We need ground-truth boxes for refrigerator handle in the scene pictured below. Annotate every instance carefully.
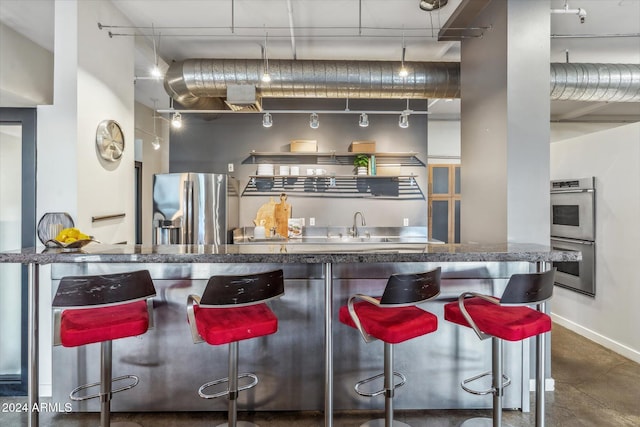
[184,180,194,244]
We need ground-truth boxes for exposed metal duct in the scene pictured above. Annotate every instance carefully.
[164,59,461,104]
[550,63,640,102]
[164,59,640,108]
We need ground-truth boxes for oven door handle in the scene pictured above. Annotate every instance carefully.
[551,237,595,245]
[550,188,594,194]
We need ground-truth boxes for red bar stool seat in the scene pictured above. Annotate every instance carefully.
[443,269,555,427]
[52,270,157,427]
[187,269,284,427]
[339,268,441,427]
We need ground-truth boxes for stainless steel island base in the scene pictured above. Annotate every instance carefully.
[51,261,533,413]
[2,242,576,427]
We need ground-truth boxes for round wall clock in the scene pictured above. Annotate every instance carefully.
[95,120,125,162]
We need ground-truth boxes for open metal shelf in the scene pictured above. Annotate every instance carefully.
[243,151,426,167]
[242,175,425,199]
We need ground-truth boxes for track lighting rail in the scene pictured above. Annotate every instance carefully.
[156,109,430,115]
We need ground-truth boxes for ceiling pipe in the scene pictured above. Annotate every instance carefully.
[163,59,640,107]
[164,58,461,102]
[550,63,640,102]
[551,2,587,24]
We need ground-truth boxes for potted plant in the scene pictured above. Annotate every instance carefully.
[353,154,369,175]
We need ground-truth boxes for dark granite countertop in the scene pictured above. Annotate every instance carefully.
[0,242,580,264]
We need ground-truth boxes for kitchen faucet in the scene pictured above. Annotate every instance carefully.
[352,211,366,237]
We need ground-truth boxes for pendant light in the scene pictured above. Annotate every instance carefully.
[171,112,182,128]
[359,113,369,127]
[151,100,161,150]
[398,113,409,128]
[261,32,271,83]
[399,99,410,128]
[399,33,408,78]
[262,112,273,128]
[309,113,319,129]
[150,24,163,78]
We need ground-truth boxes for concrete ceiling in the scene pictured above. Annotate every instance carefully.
[1,0,639,121]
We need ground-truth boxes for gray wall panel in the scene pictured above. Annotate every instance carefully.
[170,99,429,229]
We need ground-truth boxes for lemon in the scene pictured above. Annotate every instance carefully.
[55,227,90,242]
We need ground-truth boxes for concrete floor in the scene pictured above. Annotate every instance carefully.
[2,324,639,426]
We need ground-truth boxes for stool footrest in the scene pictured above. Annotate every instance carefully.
[69,374,139,402]
[461,371,511,396]
[354,371,406,397]
[198,372,258,399]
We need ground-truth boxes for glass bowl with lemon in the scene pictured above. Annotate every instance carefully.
[45,227,97,250]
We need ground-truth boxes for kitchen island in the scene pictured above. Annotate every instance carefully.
[0,242,579,427]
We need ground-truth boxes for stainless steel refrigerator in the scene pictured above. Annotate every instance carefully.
[152,173,239,244]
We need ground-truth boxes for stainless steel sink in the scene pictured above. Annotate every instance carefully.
[304,236,392,244]
[232,226,439,245]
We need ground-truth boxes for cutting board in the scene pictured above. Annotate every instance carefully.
[274,193,291,238]
[254,197,277,234]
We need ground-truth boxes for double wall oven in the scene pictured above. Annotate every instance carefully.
[550,177,596,296]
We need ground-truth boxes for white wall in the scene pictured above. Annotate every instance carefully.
[428,120,461,164]
[0,23,53,107]
[550,122,629,143]
[75,1,135,244]
[550,122,640,363]
[134,102,170,244]
[36,0,136,395]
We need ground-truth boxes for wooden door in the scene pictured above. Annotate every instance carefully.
[428,164,461,243]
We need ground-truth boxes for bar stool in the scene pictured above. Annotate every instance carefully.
[187,269,284,427]
[52,269,157,427]
[443,269,555,427]
[339,267,441,427]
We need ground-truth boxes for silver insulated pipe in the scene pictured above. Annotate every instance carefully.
[164,59,640,107]
[164,59,461,107]
[550,63,640,102]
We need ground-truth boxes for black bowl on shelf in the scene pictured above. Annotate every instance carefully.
[255,178,274,191]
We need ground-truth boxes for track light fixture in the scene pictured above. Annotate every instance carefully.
[152,136,161,150]
[151,65,162,78]
[419,0,448,11]
[151,100,162,149]
[398,112,410,128]
[171,112,182,128]
[261,32,271,83]
[399,33,408,77]
[359,113,369,127]
[262,112,273,128]
[399,99,411,128]
[309,113,319,129]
